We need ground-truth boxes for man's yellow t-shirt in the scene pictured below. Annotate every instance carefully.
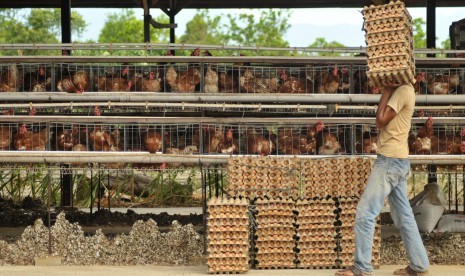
[377,84,415,158]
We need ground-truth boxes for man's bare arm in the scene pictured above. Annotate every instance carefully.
[376,86,398,129]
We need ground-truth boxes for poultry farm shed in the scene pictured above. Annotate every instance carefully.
[1,44,465,270]
[1,45,465,208]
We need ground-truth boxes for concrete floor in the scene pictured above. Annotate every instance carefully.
[0,265,463,276]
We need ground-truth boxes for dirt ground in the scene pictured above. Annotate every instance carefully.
[0,265,464,276]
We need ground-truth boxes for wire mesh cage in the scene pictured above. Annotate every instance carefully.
[414,67,465,95]
[315,123,353,155]
[164,63,202,93]
[313,65,352,94]
[50,123,201,155]
[90,63,169,92]
[0,122,50,151]
[409,120,465,155]
[238,66,279,94]
[354,124,378,155]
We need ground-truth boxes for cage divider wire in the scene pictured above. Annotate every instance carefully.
[455,172,459,214]
[200,161,207,254]
[462,165,465,215]
[448,173,452,211]
[107,168,111,211]
[47,163,52,255]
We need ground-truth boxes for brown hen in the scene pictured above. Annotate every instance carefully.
[14,124,48,151]
[0,126,11,150]
[316,65,340,94]
[427,73,460,94]
[240,69,278,93]
[165,66,201,92]
[409,116,433,154]
[0,64,21,92]
[246,128,275,156]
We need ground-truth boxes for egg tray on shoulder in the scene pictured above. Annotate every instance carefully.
[362,0,415,87]
[206,196,250,274]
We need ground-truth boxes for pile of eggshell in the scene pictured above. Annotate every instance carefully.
[207,197,250,274]
[254,198,296,269]
[362,0,415,87]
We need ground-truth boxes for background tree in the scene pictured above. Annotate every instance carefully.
[222,9,291,56]
[177,10,223,55]
[98,9,169,56]
[413,17,427,49]
[305,37,346,56]
[0,8,87,55]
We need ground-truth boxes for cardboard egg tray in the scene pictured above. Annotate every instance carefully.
[207,257,249,274]
[362,0,411,20]
[207,196,250,274]
[295,198,338,269]
[362,0,415,86]
[300,157,372,198]
[226,157,300,199]
[335,197,381,269]
[254,198,297,269]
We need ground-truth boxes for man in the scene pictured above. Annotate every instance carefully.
[336,82,430,276]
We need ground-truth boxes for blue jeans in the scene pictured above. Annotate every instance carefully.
[354,154,429,273]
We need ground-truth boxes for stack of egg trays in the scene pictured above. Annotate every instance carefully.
[362,0,415,86]
[295,197,338,269]
[226,157,300,200]
[300,157,373,199]
[254,197,296,269]
[207,196,250,274]
[335,197,381,269]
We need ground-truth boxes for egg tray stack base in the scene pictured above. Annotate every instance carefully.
[335,197,381,269]
[207,197,250,274]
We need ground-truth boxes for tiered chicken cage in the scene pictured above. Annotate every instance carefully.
[1,42,465,271]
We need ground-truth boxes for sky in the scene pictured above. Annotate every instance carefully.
[75,7,465,48]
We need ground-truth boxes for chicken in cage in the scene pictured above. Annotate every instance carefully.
[0,124,14,150]
[414,68,463,95]
[0,64,21,92]
[314,65,350,94]
[204,64,219,93]
[277,67,315,94]
[239,66,279,93]
[408,117,465,155]
[218,64,240,93]
[353,66,380,94]
[164,124,200,155]
[92,64,132,92]
[355,124,378,154]
[22,63,54,92]
[316,124,350,155]
[276,122,324,155]
[202,124,239,154]
[125,65,165,92]
[53,124,88,151]
[13,123,49,151]
[165,63,201,92]
[243,126,276,155]
[88,123,122,152]
[56,63,90,93]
